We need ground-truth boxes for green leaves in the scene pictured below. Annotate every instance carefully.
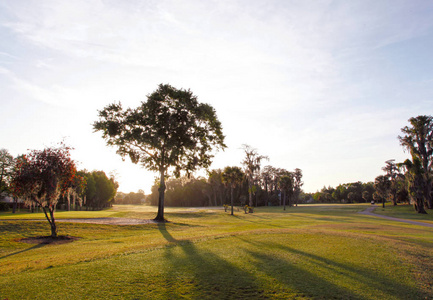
[94,84,226,176]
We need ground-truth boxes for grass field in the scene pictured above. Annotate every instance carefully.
[0,204,432,299]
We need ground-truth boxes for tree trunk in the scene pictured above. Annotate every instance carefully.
[49,207,57,237]
[213,190,217,206]
[248,182,253,207]
[230,186,234,215]
[67,190,70,211]
[426,177,433,209]
[415,198,427,214]
[12,197,17,213]
[154,168,166,222]
[41,205,57,238]
[72,193,76,211]
[283,190,286,211]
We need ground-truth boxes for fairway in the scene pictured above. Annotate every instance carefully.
[1,204,432,299]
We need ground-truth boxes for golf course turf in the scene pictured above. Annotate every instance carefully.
[0,204,432,299]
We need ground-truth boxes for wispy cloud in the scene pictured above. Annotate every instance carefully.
[1,0,432,193]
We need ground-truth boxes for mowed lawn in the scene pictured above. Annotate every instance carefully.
[0,204,432,299]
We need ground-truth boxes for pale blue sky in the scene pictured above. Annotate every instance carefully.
[1,0,432,194]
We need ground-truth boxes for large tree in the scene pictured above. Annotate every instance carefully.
[374,175,390,209]
[399,115,433,209]
[241,144,268,208]
[0,149,14,195]
[398,158,427,213]
[11,145,76,237]
[94,84,226,221]
[279,174,293,210]
[222,166,244,215]
[293,168,303,206]
[382,159,399,206]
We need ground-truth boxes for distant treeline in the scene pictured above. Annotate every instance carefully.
[147,166,307,207]
[115,190,145,205]
[308,180,408,204]
[54,170,118,211]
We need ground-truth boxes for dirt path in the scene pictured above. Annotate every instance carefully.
[358,206,433,228]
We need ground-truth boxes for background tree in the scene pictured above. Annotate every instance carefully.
[279,174,293,210]
[222,166,244,215]
[241,144,268,208]
[382,159,399,205]
[398,158,427,213]
[0,149,15,195]
[116,190,145,204]
[293,168,303,206]
[10,145,76,237]
[207,169,226,206]
[94,83,226,221]
[399,115,433,209]
[362,190,370,203]
[374,175,390,208]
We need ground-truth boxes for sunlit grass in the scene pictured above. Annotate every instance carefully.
[0,204,432,299]
[372,204,433,223]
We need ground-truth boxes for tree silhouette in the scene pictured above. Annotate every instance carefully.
[11,145,76,237]
[399,115,433,209]
[94,84,226,221]
[279,174,293,210]
[241,144,268,208]
[222,166,244,215]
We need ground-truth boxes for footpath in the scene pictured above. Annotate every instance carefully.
[358,206,433,228]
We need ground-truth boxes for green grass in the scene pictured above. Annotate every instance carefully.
[372,204,433,223]
[1,204,432,299]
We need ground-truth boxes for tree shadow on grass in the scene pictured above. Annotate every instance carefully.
[237,236,423,299]
[157,223,267,299]
[0,243,46,260]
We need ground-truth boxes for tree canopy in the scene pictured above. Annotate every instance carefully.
[94,83,226,221]
[10,145,76,237]
[399,115,433,209]
[0,149,14,195]
[241,144,268,208]
[222,166,244,215]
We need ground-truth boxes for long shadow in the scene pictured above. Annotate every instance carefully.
[157,223,178,243]
[236,236,423,299]
[0,243,46,260]
[156,223,267,299]
[244,248,363,299]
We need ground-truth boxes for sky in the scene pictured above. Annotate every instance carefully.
[1,0,433,194]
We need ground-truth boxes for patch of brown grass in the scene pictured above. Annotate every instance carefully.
[19,235,79,245]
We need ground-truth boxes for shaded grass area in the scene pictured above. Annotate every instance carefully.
[372,204,433,223]
[1,204,432,299]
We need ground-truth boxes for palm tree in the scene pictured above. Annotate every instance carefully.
[222,166,244,215]
[399,115,433,209]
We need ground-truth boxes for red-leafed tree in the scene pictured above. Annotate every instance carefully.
[11,145,77,237]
